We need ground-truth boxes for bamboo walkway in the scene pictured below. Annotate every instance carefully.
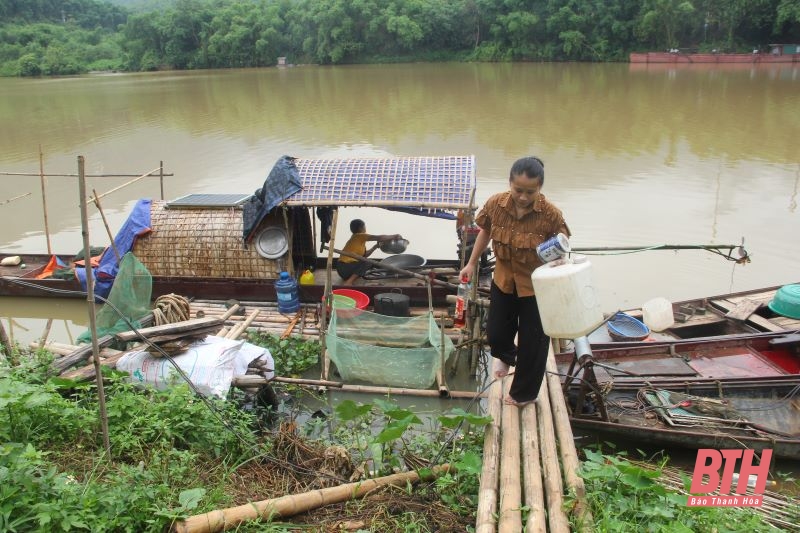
[476,346,591,532]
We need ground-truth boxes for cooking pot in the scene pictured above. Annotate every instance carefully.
[373,290,410,317]
[379,238,409,254]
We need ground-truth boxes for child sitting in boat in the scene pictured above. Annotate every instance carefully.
[336,219,403,285]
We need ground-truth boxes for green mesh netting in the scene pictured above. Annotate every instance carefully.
[327,308,453,389]
[77,253,152,343]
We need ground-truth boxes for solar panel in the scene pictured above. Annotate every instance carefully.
[166,193,252,209]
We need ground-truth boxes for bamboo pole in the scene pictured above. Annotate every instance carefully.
[92,188,120,262]
[84,166,162,205]
[78,155,111,456]
[225,309,261,340]
[280,310,302,339]
[1,171,173,178]
[338,384,485,399]
[38,145,52,254]
[173,465,452,533]
[159,160,164,200]
[0,319,12,358]
[536,375,570,533]
[320,209,338,381]
[38,318,53,348]
[545,350,592,530]
[468,306,481,377]
[0,191,32,205]
[498,378,522,532]
[521,400,546,533]
[232,375,342,388]
[475,380,502,533]
[30,340,77,355]
[282,199,470,209]
[436,315,448,396]
[219,304,241,320]
[64,320,74,344]
[30,340,120,358]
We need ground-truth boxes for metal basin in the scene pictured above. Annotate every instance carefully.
[380,254,426,270]
[379,238,409,254]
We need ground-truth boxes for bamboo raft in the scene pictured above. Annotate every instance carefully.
[477,345,591,532]
[187,298,462,343]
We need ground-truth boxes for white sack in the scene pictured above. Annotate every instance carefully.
[116,335,273,398]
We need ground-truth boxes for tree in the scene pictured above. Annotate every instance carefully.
[637,0,696,49]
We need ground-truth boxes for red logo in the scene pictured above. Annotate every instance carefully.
[687,449,772,507]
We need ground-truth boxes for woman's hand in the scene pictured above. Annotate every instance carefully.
[458,264,474,282]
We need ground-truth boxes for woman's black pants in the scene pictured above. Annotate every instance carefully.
[488,281,551,403]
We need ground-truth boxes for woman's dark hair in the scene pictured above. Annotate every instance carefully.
[509,156,545,184]
[350,219,366,233]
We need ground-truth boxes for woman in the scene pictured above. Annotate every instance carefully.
[459,156,570,406]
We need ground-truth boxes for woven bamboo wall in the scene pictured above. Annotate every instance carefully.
[132,200,284,278]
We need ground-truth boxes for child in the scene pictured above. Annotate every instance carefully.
[336,219,404,285]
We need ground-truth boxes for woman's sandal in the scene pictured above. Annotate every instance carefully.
[503,396,537,407]
[493,359,511,379]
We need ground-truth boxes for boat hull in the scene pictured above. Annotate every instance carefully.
[568,376,800,459]
[0,253,455,306]
[630,52,800,64]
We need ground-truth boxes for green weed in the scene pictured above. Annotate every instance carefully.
[248,333,320,376]
[575,446,775,532]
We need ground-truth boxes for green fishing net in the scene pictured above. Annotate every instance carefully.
[327,308,453,388]
[77,253,152,343]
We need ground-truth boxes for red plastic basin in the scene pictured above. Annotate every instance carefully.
[331,288,370,310]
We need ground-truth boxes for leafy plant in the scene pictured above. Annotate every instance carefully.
[575,446,774,532]
[247,333,320,376]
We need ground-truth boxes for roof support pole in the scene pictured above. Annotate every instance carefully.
[320,208,338,381]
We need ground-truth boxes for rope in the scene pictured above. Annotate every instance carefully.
[152,293,191,326]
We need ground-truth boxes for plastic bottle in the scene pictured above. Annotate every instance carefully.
[642,297,675,332]
[299,269,315,285]
[274,271,300,313]
[454,275,470,328]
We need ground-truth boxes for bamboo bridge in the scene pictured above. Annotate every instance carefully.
[476,346,591,532]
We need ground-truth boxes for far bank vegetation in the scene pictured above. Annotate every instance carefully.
[1,0,799,76]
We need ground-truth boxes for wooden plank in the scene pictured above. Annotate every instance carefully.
[52,335,115,374]
[724,298,763,321]
[724,290,776,306]
[115,317,222,342]
[61,347,141,381]
[713,299,785,332]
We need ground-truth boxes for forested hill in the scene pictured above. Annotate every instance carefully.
[0,0,126,29]
[1,0,799,77]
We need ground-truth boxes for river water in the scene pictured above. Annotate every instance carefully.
[0,62,798,341]
[1,62,799,479]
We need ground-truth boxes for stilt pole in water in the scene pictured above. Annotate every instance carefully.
[39,145,52,254]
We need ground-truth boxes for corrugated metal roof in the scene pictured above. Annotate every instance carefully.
[283,155,476,210]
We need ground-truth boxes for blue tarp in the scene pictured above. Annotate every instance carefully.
[243,156,302,242]
[76,198,152,299]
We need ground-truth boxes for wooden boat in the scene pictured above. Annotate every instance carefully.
[0,156,478,307]
[586,284,800,348]
[556,333,800,458]
[630,46,800,64]
[568,376,800,459]
[0,253,462,306]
